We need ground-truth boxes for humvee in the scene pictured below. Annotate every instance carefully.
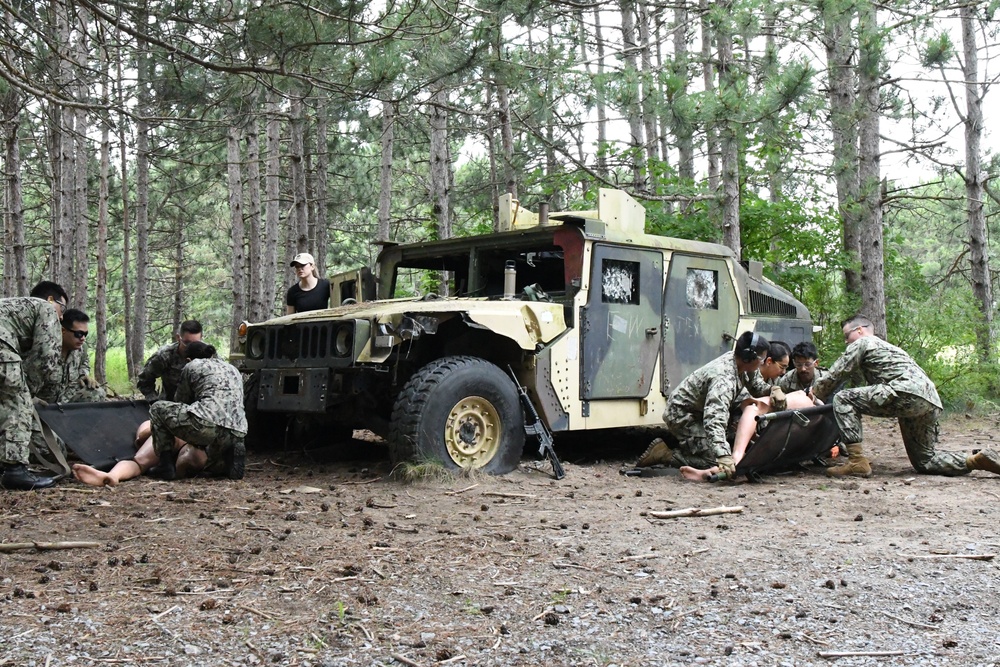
[231,189,812,473]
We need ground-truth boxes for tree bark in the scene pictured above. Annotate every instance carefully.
[638,1,658,191]
[289,96,309,255]
[95,40,110,384]
[227,124,246,351]
[117,39,134,379]
[857,0,886,337]
[245,118,264,322]
[264,95,281,315]
[132,40,151,373]
[699,0,719,194]
[715,2,741,258]
[593,7,609,178]
[378,98,394,243]
[494,35,516,200]
[824,0,862,300]
[960,4,993,360]
[428,86,451,294]
[2,91,27,296]
[314,104,329,276]
[673,2,693,185]
[620,0,645,192]
[72,10,89,307]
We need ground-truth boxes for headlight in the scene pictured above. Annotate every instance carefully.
[247,330,267,359]
[334,324,353,357]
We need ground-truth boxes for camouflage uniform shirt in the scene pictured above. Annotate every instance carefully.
[778,366,830,394]
[0,298,63,397]
[666,352,760,457]
[175,358,248,435]
[136,342,187,402]
[813,336,941,408]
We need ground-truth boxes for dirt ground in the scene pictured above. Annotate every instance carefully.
[3,414,1000,667]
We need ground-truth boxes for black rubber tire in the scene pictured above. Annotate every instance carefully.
[388,356,524,474]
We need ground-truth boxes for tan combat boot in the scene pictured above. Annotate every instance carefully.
[826,443,872,478]
[636,438,674,467]
[967,449,1000,475]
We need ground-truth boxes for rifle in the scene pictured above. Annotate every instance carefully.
[508,367,565,480]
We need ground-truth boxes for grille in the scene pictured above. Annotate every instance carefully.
[749,290,797,317]
[264,323,334,361]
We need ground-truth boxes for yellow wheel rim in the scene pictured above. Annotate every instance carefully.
[444,395,502,469]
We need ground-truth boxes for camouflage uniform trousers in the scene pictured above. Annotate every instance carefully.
[833,386,968,476]
[663,404,723,470]
[150,401,244,474]
[0,354,35,465]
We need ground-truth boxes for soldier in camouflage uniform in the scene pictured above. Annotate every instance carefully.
[0,282,68,490]
[136,319,203,402]
[149,340,247,481]
[814,315,1000,478]
[637,331,771,478]
[30,309,105,404]
[778,341,829,394]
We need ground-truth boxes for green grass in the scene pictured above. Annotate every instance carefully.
[92,347,138,398]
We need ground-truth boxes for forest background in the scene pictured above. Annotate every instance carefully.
[1,0,998,408]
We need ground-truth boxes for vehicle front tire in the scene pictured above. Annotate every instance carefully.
[389,356,525,474]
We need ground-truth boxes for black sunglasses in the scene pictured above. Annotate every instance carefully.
[63,327,88,339]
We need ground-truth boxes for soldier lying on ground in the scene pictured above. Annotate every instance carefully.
[637,331,772,479]
[71,420,206,487]
[149,340,247,481]
[676,389,817,482]
[814,314,1000,478]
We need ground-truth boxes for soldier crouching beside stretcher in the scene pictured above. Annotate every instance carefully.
[0,282,68,490]
[814,314,1000,478]
[148,341,248,481]
[635,331,773,479]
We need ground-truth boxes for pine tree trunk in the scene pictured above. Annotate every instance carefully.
[620,0,645,192]
[72,12,89,307]
[314,105,329,276]
[133,39,151,373]
[117,47,134,379]
[824,0,862,299]
[428,86,451,294]
[716,3,740,258]
[378,98,394,243]
[638,2,658,191]
[494,35,516,200]
[227,124,246,351]
[673,2,693,184]
[960,5,993,360]
[3,93,28,296]
[289,96,308,254]
[699,0,719,193]
[95,44,110,384]
[857,0,885,337]
[264,96,282,316]
[245,118,264,322]
[593,8,609,178]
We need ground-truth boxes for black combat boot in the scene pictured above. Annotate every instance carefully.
[223,441,246,480]
[147,451,177,480]
[0,463,58,490]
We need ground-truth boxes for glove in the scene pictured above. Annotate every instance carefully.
[80,376,100,390]
[769,385,787,411]
[716,454,736,478]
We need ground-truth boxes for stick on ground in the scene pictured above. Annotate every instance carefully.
[648,506,744,519]
[0,541,101,553]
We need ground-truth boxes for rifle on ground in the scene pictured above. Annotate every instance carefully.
[509,367,565,480]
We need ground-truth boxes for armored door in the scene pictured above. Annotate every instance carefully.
[660,254,740,395]
[579,245,663,399]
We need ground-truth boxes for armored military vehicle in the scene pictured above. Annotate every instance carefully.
[231,189,813,473]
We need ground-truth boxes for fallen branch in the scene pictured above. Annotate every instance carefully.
[905,553,995,561]
[390,653,424,667]
[0,541,101,553]
[482,491,536,499]
[881,611,938,630]
[235,603,279,621]
[648,506,744,519]
[817,650,906,658]
[445,484,479,495]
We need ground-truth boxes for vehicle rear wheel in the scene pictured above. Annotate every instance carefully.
[389,356,524,474]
